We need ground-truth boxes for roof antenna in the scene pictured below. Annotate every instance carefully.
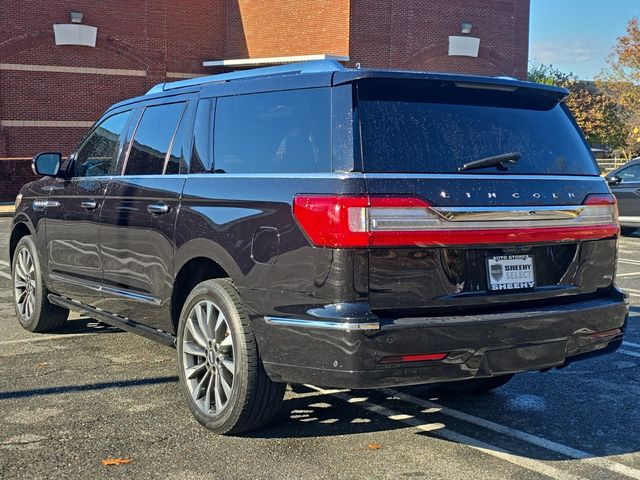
[355,62,361,69]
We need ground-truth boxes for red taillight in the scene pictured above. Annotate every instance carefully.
[292,194,619,248]
[378,353,448,364]
[583,193,617,206]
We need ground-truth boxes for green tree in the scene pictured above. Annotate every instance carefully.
[528,64,627,149]
[597,16,640,154]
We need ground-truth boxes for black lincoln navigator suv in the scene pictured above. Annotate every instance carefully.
[11,61,628,434]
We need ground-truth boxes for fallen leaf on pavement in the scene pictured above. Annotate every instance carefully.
[35,362,48,368]
[101,458,132,466]
[368,443,381,450]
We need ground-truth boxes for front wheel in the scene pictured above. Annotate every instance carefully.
[176,279,285,434]
[12,235,69,332]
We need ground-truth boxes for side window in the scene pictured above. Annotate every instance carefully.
[214,88,331,174]
[124,102,186,176]
[619,165,640,182]
[190,99,214,173]
[74,111,130,177]
[166,106,189,175]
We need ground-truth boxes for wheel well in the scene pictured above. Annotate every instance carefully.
[9,223,31,266]
[171,257,229,333]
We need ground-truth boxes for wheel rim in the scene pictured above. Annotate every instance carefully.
[182,300,236,416]
[13,247,36,321]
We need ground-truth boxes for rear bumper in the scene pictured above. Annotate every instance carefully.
[254,291,628,389]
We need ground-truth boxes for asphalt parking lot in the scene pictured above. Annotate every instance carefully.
[1,218,639,480]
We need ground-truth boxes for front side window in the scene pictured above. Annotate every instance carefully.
[74,111,130,178]
[124,102,186,176]
[214,88,331,174]
[619,165,640,182]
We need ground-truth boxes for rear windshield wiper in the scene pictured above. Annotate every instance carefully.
[457,152,522,172]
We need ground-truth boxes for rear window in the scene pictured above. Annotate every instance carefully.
[357,79,598,175]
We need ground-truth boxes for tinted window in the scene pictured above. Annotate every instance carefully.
[166,106,189,175]
[124,102,186,175]
[190,99,213,173]
[618,165,640,182]
[74,111,130,177]
[357,79,598,175]
[214,88,331,173]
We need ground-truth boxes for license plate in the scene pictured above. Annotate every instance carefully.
[486,255,535,291]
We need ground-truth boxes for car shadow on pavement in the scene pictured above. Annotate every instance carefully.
[53,317,122,335]
[0,375,178,400]
[242,384,407,438]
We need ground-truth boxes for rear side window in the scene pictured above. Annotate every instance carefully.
[214,88,331,173]
[74,111,130,177]
[357,79,599,175]
[124,102,186,175]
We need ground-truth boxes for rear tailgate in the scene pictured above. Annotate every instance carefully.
[355,77,618,313]
[364,175,617,312]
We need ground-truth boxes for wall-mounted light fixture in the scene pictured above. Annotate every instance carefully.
[70,11,83,24]
[461,21,472,34]
[54,11,96,47]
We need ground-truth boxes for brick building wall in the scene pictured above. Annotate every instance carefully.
[0,0,530,201]
[348,0,529,77]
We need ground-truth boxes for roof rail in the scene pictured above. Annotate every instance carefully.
[146,60,345,95]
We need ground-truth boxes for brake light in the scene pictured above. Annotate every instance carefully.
[292,194,619,248]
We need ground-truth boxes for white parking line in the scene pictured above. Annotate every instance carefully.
[382,388,640,480]
[623,287,640,299]
[306,385,587,480]
[0,270,10,280]
[0,332,102,345]
[619,349,640,359]
[623,341,640,349]
[620,259,640,267]
[0,259,9,267]
[616,271,640,278]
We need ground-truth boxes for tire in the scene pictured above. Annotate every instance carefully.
[620,227,637,236]
[176,279,285,434]
[440,374,514,394]
[12,235,69,332]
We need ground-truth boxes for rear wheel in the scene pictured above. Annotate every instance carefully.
[440,374,514,394]
[176,279,285,434]
[12,235,69,332]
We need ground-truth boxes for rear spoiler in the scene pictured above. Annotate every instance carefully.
[332,69,569,103]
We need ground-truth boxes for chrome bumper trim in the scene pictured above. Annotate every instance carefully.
[264,316,380,331]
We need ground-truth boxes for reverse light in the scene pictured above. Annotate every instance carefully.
[293,194,619,248]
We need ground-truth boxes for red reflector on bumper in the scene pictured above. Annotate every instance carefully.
[379,353,448,364]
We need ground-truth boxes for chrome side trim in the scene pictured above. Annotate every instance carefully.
[49,273,161,305]
[264,316,380,331]
[363,173,599,181]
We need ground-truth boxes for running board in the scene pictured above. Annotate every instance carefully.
[48,294,176,348]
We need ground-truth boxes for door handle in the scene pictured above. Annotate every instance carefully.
[33,200,60,211]
[81,200,98,210]
[147,203,170,215]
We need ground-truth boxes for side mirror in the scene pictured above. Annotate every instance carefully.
[32,152,62,177]
[607,175,622,186]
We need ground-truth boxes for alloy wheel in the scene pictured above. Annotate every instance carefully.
[13,247,36,321]
[182,300,236,415]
